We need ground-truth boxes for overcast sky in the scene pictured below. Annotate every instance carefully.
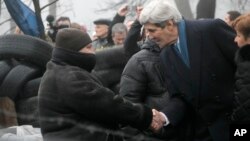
[0,0,117,34]
[55,0,250,34]
[1,0,250,35]
[55,0,116,34]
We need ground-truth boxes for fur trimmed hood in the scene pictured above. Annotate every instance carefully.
[235,44,250,64]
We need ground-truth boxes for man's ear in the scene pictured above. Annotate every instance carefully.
[165,20,175,31]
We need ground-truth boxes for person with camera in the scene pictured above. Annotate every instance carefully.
[46,15,71,42]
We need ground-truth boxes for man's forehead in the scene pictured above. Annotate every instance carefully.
[95,24,108,28]
[144,23,158,28]
[144,24,160,31]
[58,20,70,25]
[113,32,126,42]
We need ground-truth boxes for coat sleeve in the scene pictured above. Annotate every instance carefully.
[161,96,188,126]
[60,72,152,130]
[123,20,142,57]
[159,47,188,126]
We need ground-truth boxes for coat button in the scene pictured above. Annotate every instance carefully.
[215,96,220,102]
[207,122,212,126]
[211,74,216,80]
[225,112,231,120]
[225,112,230,116]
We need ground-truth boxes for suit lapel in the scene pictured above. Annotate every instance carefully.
[185,20,202,99]
[160,20,202,102]
[161,46,193,99]
[170,46,191,84]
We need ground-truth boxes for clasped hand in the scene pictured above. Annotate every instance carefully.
[150,109,166,133]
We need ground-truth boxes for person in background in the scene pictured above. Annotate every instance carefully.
[71,22,87,33]
[224,10,241,27]
[92,4,129,50]
[139,0,238,141]
[231,13,250,123]
[38,28,163,141]
[125,20,134,31]
[92,18,111,49]
[111,23,128,46]
[47,16,71,42]
[55,16,71,29]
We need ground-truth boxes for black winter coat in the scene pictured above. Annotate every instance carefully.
[231,45,250,123]
[92,46,129,94]
[38,48,152,141]
[120,40,169,110]
[120,40,181,141]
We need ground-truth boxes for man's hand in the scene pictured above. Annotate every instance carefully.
[136,6,143,20]
[150,109,166,133]
[118,4,129,16]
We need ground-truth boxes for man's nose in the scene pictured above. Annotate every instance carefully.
[148,35,154,40]
[234,37,237,43]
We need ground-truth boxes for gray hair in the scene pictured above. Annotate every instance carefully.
[139,0,182,25]
[111,23,128,36]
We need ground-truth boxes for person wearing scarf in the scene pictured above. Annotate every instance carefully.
[38,28,157,141]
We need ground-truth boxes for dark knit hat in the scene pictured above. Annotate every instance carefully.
[55,28,92,51]
[93,19,111,26]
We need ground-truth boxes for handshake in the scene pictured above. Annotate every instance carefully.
[150,109,167,133]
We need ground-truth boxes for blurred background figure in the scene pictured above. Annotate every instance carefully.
[71,22,87,33]
[91,31,98,41]
[111,23,127,46]
[224,10,241,27]
[92,19,111,49]
[55,16,71,29]
[92,4,129,51]
[125,20,134,31]
[46,15,71,42]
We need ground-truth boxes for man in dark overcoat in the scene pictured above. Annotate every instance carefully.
[139,1,238,141]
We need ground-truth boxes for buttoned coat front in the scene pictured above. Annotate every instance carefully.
[160,19,238,141]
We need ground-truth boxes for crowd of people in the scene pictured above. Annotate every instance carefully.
[6,0,250,141]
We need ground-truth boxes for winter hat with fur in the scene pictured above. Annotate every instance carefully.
[55,28,92,51]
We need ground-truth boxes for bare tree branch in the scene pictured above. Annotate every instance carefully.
[175,0,193,19]
[3,25,16,35]
[57,8,73,17]
[41,0,59,11]
[0,18,12,26]
[94,0,148,20]
[95,0,126,13]
[32,0,45,39]
[0,0,2,15]
[238,0,248,12]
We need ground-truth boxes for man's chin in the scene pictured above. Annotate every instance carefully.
[158,43,168,49]
[159,45,165,49]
